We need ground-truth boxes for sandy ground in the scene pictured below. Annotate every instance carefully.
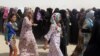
[0,34,76,56]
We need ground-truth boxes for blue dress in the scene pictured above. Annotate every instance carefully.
[5,22,18,46]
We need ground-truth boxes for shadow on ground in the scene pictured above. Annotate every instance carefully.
[0,52,47,56]
[39,52,47,56]
[0,53,9,56]
[0,53,19,56]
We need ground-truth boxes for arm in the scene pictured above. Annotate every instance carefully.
[32,24,38,26]
[44,25,54,41]
[43,38,48,50]
[43,25,55,49]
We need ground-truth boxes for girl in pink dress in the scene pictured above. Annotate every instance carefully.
[43,13,63,56]
[19,9,38,56]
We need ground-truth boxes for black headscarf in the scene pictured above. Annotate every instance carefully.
[94,9,100,19]
[46,8,53,19]
[40,9,46,20]
[72,9,78,16]
[17,9,23,18]
[33,7,40,23]
[54,8,59,13]
[59,9,69,45]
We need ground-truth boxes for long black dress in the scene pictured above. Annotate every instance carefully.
[44,8,53,36]
[60,10,70,56]
[71,11,86,56]
[16,9,24,36]
[70,9,79,44]
[32,7,41,39]
[0,8,4,32]
[83,10,100,56]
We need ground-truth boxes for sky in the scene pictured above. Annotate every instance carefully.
[0,0,100,10]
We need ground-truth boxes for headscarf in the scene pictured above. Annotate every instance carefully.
[86,10,94,19]
[85,10,94,29]
[17,9,23,18]
[51,13,61,32]
[34,7,42,21]
[50,13,61,25]
[94,9,100,19]
[72,9,78,15]
[3,7,9,19]
[54,8,59,13]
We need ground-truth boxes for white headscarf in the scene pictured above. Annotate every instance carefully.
[86,10,94,19]
[50,13,61,32]
[50,13,61,25]
[85,10,94,29]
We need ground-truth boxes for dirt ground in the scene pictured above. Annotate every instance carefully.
[0,34,76,56]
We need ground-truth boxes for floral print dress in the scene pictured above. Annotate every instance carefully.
[44,24,63,56]
[19,17,38,56]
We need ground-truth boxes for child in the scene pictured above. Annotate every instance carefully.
[43,13,63,56]
[19,9,39,56]
[5,14,18,56]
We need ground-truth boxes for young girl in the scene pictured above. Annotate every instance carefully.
[43,13,63,56]
[5,14,18,56]
[19,9,38,56]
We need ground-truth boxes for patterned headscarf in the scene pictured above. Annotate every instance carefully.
[51,13,61,25]
[85,10,94,29]
[50,13,61,32]
[3,7,9,19]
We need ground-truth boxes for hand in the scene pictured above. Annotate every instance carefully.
[31,20,33,23]
[43,45,48,50]
[33,24,38,26]
[5,41,8,45]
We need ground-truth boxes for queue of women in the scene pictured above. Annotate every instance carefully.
[0,6,100,56]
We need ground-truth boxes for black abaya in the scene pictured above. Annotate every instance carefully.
[83,18,100,56]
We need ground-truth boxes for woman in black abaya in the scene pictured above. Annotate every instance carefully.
[69,9,79,44]
[83,9,100,56]
[16,9,24,36]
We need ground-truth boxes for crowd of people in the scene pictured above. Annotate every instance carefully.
[0,6,100,56]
